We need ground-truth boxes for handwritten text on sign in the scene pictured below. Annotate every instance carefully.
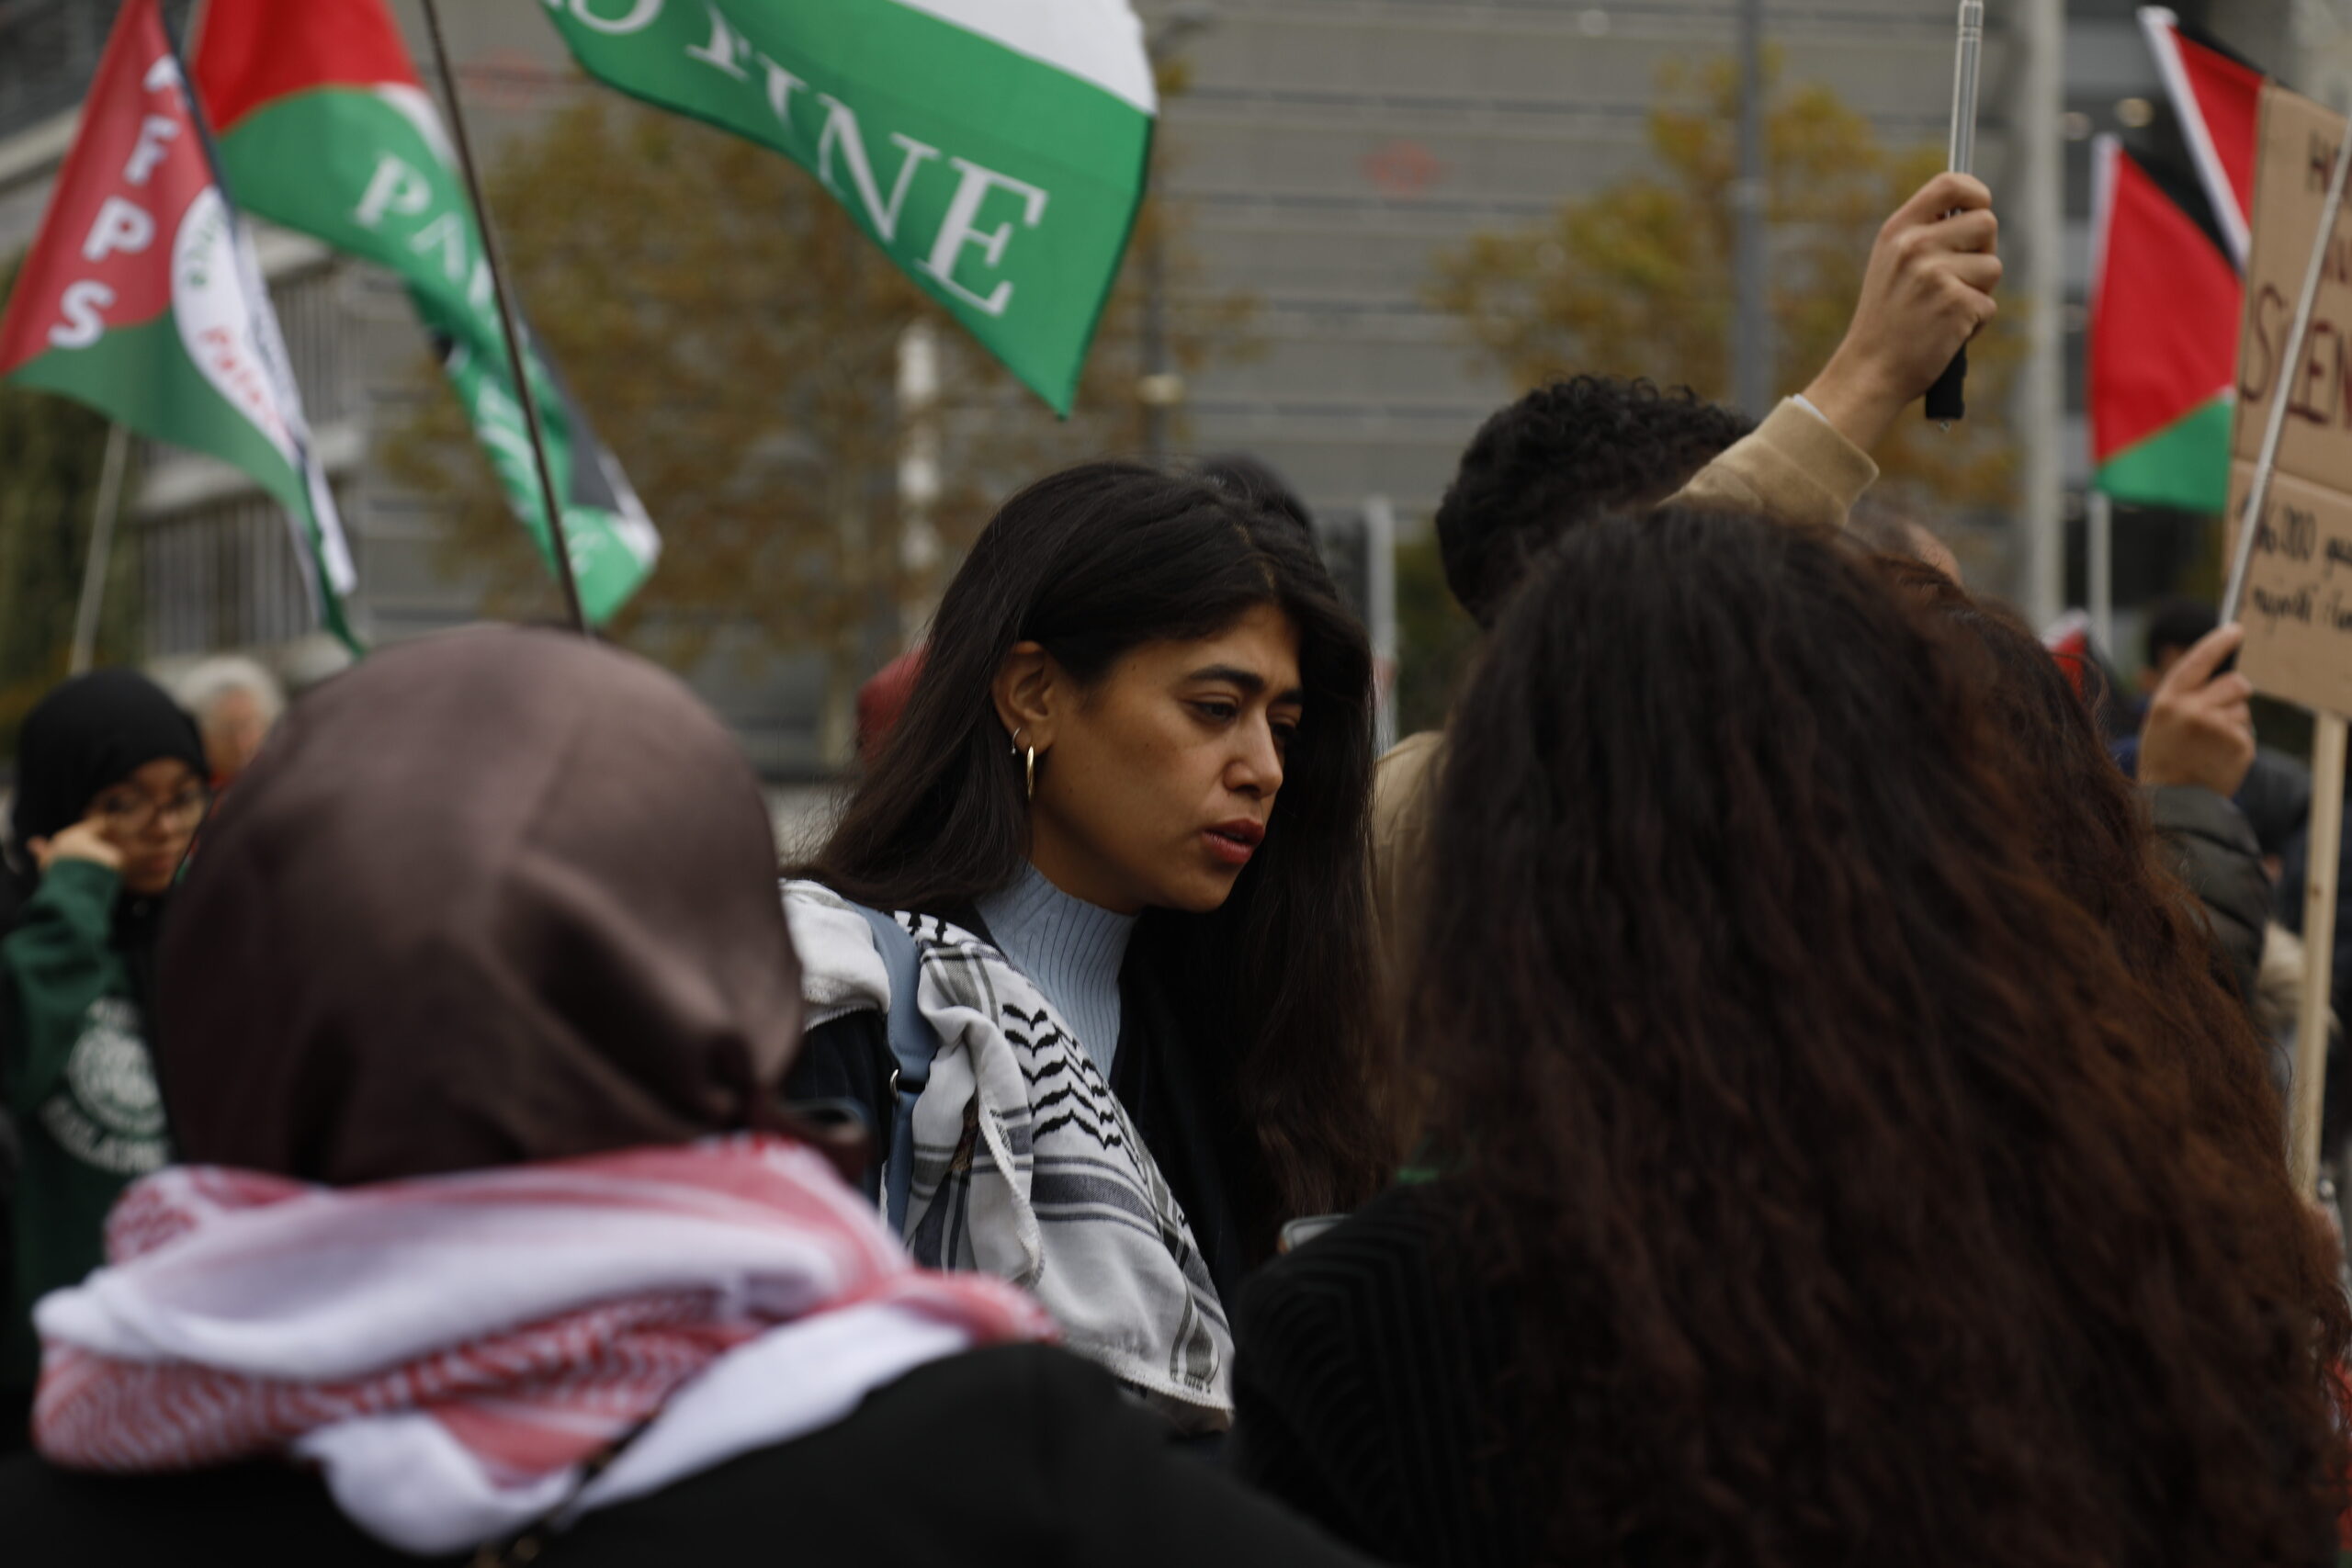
[2230,85,2352,716]
[2230,462,2352,717]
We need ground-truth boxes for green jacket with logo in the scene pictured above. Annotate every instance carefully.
[0,860,171,1387]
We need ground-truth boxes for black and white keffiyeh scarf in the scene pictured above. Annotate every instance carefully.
[783,880,1234,1430]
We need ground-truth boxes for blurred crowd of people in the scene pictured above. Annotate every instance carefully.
[0,172,2345,1568]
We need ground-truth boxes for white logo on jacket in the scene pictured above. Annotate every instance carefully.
[43,996,168,1174]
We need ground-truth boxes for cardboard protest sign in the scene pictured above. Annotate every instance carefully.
[2224,463,2352,716]
[2229,84,2352,716]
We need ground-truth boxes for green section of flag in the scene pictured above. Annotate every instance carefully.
[431,331,659,619]
[8,297,356,651]
[216,88,658,624]
[2092,396,2233,513]
[542,0,1153,414]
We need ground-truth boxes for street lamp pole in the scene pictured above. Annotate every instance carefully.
[1139,4,1216,459]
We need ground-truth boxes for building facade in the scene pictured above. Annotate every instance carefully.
[0,0,2319,751]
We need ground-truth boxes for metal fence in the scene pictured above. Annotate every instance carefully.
[140,488,340,658]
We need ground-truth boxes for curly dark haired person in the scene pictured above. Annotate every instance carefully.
[1234,507,2348,1568]
[1433,377,1753,629]
[1374,171,2002,959]
[1876,558,2301,1116]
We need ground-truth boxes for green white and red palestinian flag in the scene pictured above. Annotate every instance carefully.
[2087,135,2240,513]
[0,0,357,647]
[541,0,1156,415]
[2140,6,2263,266]
[195,0,660,626]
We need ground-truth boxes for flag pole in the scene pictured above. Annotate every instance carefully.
[69,424,130,675]
[2294,718,2345,1192]
[2086,489,2113,657]
[414,0,590,636]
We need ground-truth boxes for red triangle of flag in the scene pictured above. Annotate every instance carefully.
[2140,6,2263,265]
[2087,137,2240,467]
[196,0,423,138]
[0,0,215,378]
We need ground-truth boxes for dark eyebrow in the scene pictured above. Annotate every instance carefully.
[1186,664,1305,705]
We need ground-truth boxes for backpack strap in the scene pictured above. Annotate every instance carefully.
[848,904,939,1234]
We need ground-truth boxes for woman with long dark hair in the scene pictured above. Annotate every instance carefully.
[1873,558,2306,1182]
[1232,507,2348,1566]
[784,460,1393,1428]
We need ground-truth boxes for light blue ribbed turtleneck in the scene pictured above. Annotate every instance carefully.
[975,862,1137,1079]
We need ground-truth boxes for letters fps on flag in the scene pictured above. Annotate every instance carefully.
[2230,86,2352,717]
[540,0,1156,415]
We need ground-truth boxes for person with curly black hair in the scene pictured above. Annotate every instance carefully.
[1434,378,1754,630]
[1372,171,2005,960]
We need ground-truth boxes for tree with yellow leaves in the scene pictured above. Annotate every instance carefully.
[1430,57,2020,512]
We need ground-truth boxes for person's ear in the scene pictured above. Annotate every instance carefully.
[991,641,1062,751]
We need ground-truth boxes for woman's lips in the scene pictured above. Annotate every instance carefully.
[1203,820,1262,868]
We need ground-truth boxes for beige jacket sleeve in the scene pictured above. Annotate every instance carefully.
[1369,400,1876,972]
[1669,398,1879,532]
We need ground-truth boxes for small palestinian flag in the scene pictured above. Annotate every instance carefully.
[195,0,661,626]
[2087,135,2239,513]
[0,0,356,646]
[2139,6,2263,266]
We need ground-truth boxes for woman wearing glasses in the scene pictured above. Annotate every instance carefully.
[0,671,209,1447]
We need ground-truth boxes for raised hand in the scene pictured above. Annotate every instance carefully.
[1802,172,2002,454]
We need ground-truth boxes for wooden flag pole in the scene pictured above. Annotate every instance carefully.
[68,423,130,675]
[414,0,589,636]
[2293,717,2346,1191]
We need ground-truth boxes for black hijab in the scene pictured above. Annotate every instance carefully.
[3,670,205,937]
[10,671,206,853]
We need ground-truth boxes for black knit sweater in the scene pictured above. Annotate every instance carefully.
[1230,1184,1533,1568]
[3,1345,1374,1567]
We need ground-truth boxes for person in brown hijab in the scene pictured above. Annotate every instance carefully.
[159,625,810,1183]
[0,627,1369,1568]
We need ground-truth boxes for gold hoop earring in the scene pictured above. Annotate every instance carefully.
[1025,746,1038,800]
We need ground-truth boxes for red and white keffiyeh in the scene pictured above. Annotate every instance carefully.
[33,1134,1055,1554]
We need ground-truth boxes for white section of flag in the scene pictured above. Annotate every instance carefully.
[888,0,1157,115]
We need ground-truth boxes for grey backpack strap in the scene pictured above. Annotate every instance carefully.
[850,904,938,1234]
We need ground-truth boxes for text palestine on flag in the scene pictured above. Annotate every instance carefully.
[541,0,1156,416]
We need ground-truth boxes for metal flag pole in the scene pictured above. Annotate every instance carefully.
[69,424,130,675]
[2086,489,2113,656]
[415,0,590,635]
